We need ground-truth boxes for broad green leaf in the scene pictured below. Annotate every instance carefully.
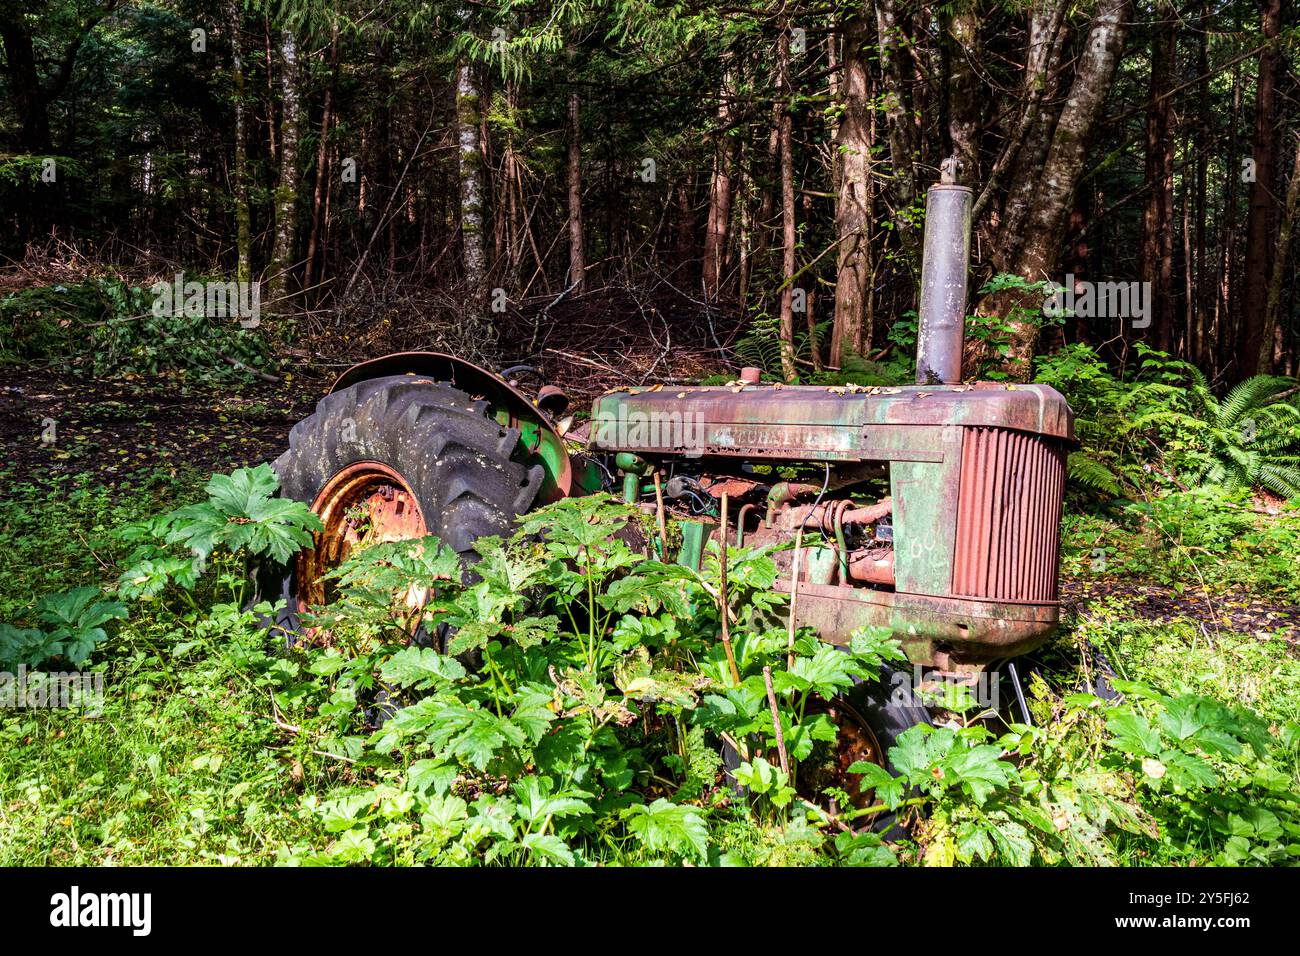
[623,799,709,861]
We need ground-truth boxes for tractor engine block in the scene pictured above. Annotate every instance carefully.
[588,380,1075,670]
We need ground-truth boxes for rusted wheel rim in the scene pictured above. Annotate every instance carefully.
[296,461,429,617]
[798,698,888,816]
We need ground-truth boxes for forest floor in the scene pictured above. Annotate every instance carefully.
[1,367,320,494]
[1061,579,1300,642]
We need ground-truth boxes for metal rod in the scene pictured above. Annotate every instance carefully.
[1007,660,1033,726]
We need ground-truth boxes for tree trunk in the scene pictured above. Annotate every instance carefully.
[702,64,736,301]
[0,15,51,153]
[565,44,586,294]
[1193,6,1210,364]
[456,62,488,305]
[992,0,1133,374]
[1139,4,1177,351]
[777,26,798,382]
[304,18,339,292]
[874,0,918,261]
[0,0,116,154]
[502,83,523,286]
[268,27,302,307]
[1213,64,1244,380]
[1239,0,1282,379]
[987,0,1069,265]
[946,7,981,184]
[831,12,872,366]
[1261,134,1300,374]
[226,0,252,286]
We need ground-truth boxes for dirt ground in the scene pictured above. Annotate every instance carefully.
[1061,578,1300,642]
[1,367,323,494]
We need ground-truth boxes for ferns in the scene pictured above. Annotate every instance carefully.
[1066,451,1121,496]
[1189,374,1300,497]
[734,312,832,377]
[1035,344,1300,501]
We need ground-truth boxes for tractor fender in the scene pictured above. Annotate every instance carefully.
[329,351,573,499]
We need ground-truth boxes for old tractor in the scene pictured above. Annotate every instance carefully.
[263,171,1074,787]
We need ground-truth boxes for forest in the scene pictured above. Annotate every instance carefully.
[1,0,1299,870]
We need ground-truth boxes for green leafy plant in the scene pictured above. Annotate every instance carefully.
[1035,344,1300,500]
[1184,374,1300,498]
[0,587,127,668]
[0,277,274,382]
[117,464,321,604]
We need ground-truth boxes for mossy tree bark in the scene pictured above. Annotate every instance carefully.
[456,61,488,314]
[976,0,1132,378]
[225,0,252,286]
[268,26,302,308]
[831,11,873,366]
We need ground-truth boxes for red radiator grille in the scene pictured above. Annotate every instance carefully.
[953,426,1067,602]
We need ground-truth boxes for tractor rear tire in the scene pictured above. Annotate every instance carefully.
[255,374,544,642]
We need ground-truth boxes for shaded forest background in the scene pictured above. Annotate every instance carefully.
[1,0,1297,389]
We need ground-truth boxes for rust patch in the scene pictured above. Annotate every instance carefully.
[953,427,1067,602]
[296,461,429,628]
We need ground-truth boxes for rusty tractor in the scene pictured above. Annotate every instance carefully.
[263,168,1075,791]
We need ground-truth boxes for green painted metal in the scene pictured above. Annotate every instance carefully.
[803,546,837,587]
[585,379,1074,669]
[831,517,849,580]
[621,472,639,503]
[569,455,605,495]
[677,521,707,571]
[588,382,1073,462]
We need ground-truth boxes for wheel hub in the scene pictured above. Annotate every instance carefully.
[296,461,428,615]
[797,699,888,814]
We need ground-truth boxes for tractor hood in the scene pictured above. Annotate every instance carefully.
[588,381,1075,461]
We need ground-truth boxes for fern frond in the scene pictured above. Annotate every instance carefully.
[1067,452,1120,496]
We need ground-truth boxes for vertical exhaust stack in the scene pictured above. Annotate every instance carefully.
[915,159,973,385]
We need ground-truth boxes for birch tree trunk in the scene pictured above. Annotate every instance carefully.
[456,62,488,306]
[831,12,872,365]
[268,27,301,307]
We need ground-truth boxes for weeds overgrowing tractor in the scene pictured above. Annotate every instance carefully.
[262,169,1076,792]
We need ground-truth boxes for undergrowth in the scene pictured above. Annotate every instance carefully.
[1,466,1297,866]
[0,278,275,382]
